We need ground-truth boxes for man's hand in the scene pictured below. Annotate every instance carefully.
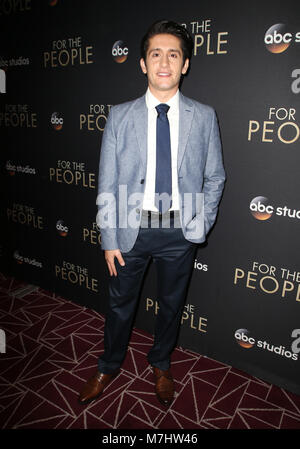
[104,249,125,276]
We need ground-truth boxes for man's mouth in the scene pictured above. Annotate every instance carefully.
[157,72,171,77]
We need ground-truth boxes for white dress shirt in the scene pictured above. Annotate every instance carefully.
[142,88,180,212]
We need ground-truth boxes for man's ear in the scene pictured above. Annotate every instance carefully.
[140,58,147,74]
[181,58,189,75]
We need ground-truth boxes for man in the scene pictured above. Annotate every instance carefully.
[78,20,225,407]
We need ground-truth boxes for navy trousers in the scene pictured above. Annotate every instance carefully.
[98,210,197,373]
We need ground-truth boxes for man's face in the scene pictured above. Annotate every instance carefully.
[140,33,189,100]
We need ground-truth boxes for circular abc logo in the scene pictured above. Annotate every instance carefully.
[250,196,273,221]
[51,112,64,130]
[234,329,255,349]
[112,40,129,63]
[6,161,15,176]
[56,220,69,237]
[264,24,292,53]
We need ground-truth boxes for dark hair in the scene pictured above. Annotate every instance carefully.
[140,20,193,63]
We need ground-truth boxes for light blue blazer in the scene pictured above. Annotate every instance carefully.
[96,92,226,253]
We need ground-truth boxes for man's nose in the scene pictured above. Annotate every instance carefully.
[160,54,169,67]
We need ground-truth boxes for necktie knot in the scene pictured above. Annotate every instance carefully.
[156,103,170,117]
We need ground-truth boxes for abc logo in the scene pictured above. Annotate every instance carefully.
[112,40,129,63]
[235,329,255,349]
[6,161,16,176]
[56,220,69,237]
[264,24,292,53]
[250,196,273,221]
[51,112,63,130]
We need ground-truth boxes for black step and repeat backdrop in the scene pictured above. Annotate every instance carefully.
[1,0,300,395]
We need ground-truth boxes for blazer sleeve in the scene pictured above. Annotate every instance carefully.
[202,110,226,234]
[96,107,119,250]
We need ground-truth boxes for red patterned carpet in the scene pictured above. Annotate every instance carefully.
[1,272,300,430]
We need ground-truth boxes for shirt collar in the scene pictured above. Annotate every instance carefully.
[145,88,179,113]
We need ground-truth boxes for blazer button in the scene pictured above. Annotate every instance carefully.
[140,179,144,184]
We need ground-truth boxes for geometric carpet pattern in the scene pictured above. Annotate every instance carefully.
[1,272,300,429]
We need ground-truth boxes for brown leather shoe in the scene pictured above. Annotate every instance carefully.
[152,366,175,406]
[78,371,118,405]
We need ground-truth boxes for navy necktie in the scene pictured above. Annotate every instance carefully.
[155,103,172,213]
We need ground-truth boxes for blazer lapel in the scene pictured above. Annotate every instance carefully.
[132,93,194,175]
[178,93,195,172]
[133,95,148,176]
